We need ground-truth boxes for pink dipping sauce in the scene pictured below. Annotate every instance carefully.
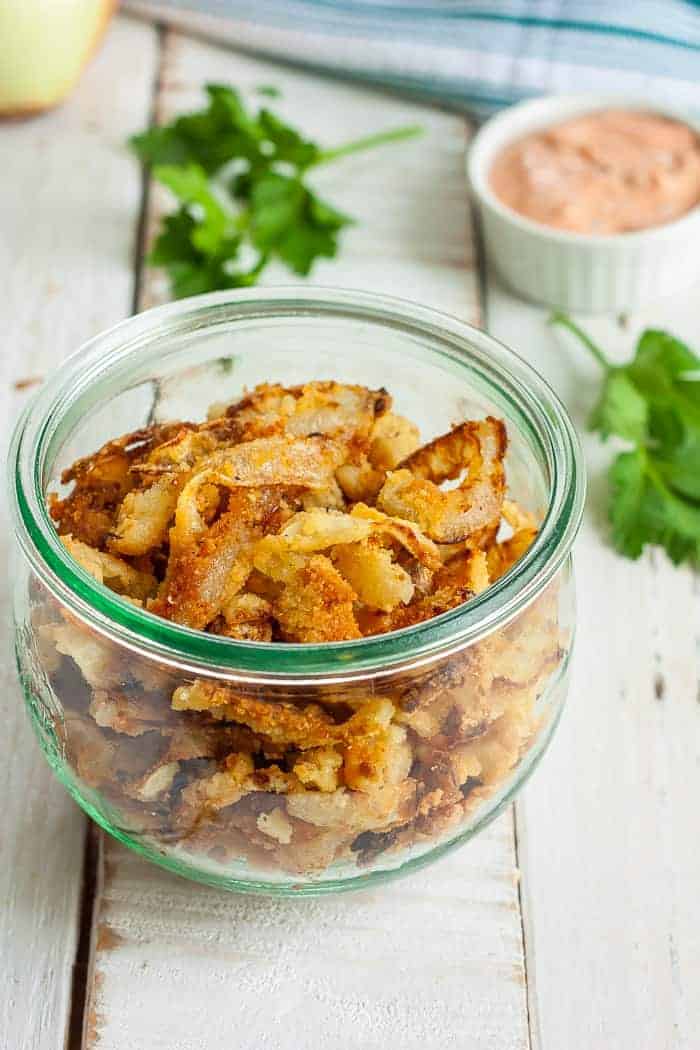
[489,109,700,235]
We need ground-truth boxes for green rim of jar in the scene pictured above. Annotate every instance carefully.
[9,287,585,683]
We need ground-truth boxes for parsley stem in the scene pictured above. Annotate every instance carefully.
[549,312,612,370]
[314,125,422,166]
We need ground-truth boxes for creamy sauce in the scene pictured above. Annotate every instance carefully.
[489,109,700,234]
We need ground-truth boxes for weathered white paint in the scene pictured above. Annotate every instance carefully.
[487,278,700,1050]
[4,13,699,1050]
[86,29,531,1050]
[0,17,158,1050]
[88,818,528,1050]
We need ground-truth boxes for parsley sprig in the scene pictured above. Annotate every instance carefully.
[129,84,421,297]
[551,313,700,565]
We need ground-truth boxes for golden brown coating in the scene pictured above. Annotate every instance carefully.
[150,488,290,629]
[41,380,560,878]
[50,423,184,548]
[377,418,507,544]
[45,582,564,875]
[224,380,390,452]
[50,383,528,640]
[61,535,157,601]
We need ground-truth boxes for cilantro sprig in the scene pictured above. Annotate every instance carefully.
[129,84,421,297]
[551,313,700,565]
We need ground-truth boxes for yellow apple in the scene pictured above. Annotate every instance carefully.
[0,0,117,118]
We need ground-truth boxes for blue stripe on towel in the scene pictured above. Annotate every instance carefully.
[125,0,700,116]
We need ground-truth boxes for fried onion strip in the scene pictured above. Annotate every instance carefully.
[377,418,507,543]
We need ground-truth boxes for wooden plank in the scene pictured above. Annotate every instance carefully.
[486,277,700,1050]
[91,819,526,1050]
[0,15,158,1050]
[88,32,530,1050]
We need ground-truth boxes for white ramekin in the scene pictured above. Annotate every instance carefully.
[467,95,700,315]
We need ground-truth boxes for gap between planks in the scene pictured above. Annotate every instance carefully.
[66,21,169,1049]
[0,15,159,1050]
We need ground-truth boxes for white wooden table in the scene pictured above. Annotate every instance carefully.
[2,14,699,1050]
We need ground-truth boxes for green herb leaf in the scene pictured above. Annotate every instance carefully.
[589,370,649,443]
[131,85,263,173]
[153,164,236,255]
[607,448,649,559]
[654,432,700,502]
[609,449,700,564]
[130,83,420,296]
[551,314,700,567]
[249,173,352,274]
[258,109,320,170]
[147,205,263,298]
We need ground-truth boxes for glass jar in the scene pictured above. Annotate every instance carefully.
[9,288,584,895]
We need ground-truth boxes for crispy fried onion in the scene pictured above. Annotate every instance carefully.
[252,542,360,642]
[171,437,344,541]
[53,383,538,647]
[334,412,420,501]
[213,593,274,641]
[368,412,421,469]
[251,505,441,626]
[49,422,184,548]
[61,535,157,600]
[108,426,220,557]
[262,505,440,567]
[331,540,413,613]
[377,418,507,543]
[150,488,288,629]
[487,500,539,582]
[222,380,391,450]
[108,474,182,557]
[109,432,339,558]
[358,549,490,635]
[172,682,400,795]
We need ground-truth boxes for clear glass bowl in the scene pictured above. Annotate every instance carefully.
[9,287,584,895]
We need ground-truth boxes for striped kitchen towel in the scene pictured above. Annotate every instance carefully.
[124,1,700,119]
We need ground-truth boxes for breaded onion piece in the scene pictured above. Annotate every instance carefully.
[359,550,489,635]
[254,504,437,624]
[130,425,211,474]
[49,422,187,548]
[109,427,224,556]
[278,507,372,551]
[191,435,345,494]
[88,689,172,737]
[151,489,285,630]
[335,458,386,502]
[293,748,343,792]
[486,500,538,581]
[109,474,182,557]
[172,682,394,751]
[172,682,337,745]
[487,527,538,582]
[263,505,438,568]
[377,418,507,543]
[61,535,157,600]
[350,504,442,571]
[217,593,274,642]
[253,540,361,642]
[224,380,390,449]
[332,539,414,612]
[368,412,420,469]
